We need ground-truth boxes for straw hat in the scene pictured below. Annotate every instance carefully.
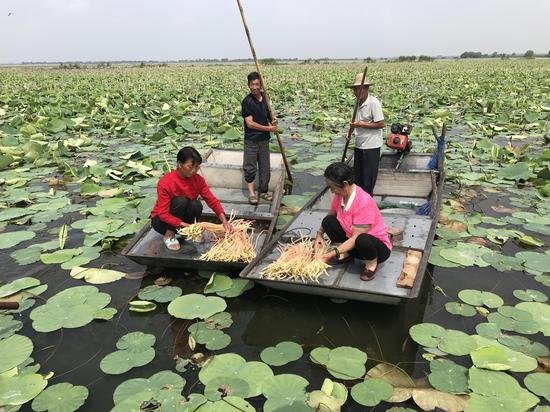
[348,72,374,88]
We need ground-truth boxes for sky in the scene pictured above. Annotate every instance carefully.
[0,0,549,63]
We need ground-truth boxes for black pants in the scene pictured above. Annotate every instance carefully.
[243,138,271,194]
[151,196,203,235]
[354,147,380,196]
[322,215,391,263]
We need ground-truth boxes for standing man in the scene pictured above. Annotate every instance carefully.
[242,71,278,205]
[348,73,385,196]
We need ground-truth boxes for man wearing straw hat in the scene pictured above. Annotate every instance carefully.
[348,73,385,196]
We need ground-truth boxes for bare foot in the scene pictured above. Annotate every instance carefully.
[364,258,377,271]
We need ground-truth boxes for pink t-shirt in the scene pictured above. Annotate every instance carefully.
[330,185,392,250]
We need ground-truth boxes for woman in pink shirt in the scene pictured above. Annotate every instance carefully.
[315,162,392,280]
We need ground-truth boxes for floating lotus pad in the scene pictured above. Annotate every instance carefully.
[475,323,502,340]
[409,323,446,347]
[40,248,82,264]
[428,359,468,394]
[488,312,540,335]
[204,274,233,294]
[168,294,227,320]
[524,373,550,402]
[204,376,249,401]
[0,373,48,406]
[70,266,126,284]
[100,332,156,375]
[138,285,182,302]
[0,315,23,339]
[458,289,504,308]
[310,346,367,380]
[216,279,254,298]
[438,330,477,356]
[31,382,89,412]
[198,353,273,398]
[205,312,233,329]
[516,251,550,273]
[471,344,537,372]
[445,302,476,317]
[351,378,393,407]
[112,370,185,411]
[516,302,550,336]
[439,243,492,267]
[30,285,112,332]
[261,374,310,412]
[497,334,549,358]
[307,378,348,411]
[260,341,303,367]
[188,325,231,351]
[0,334,33,373]
[513,289,548,302]
[481,253,524,272]
[129,300,157,312]
[194,396,255,411]
[0,277,40,298]
[468,367,539,411]
[0,230,36,249]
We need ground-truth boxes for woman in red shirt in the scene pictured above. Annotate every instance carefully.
[150,147,232,251]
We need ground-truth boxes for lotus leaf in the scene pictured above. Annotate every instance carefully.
[30,285,112,332]
[113,370,185,405]
[0,315,23,339]
[215,279,253,298]
[428,359,468,394]
[487,312,540,334]
[204,376,249,401]
[475,323,501,339]
[0,334,33,373]
[516,251,550,273]
[195,396,255,411]
[0,230,36,249]
[440,243,491,267]
[438,330,477,356]
[190,328,231,350]
[204,274,233,294]
[205,312,233,329]
[260,341,303,366]
[177,394,207,412]
[409,323,446,347]
[351,378,393,407]
[0,277,40,298]
[138,284,182,302]
[100,347,155,375]
[40,248,82,264]
[497,334,549,358]
[31,382,89,412]
[168,294,226,320]
[307,378,348,411]
[468,367,539,411]
[481,253,524,272]
[325,346,367,380]
[199,353,273,398]
[429,246,461,267]
[524,373,550,402]
[496,162,533,181]
[116,331,156,353]
[445,302,476,317]
[0,373,48,406]
[69,266,125,284]
[513,289,548,302]
[261,374,309,412]
[310,347,330,365]
[10,247,42,265]
[94,307,117,320]
[458,289,504,308]
[129,300,157,312]
[516,302,550,336]
[470,344,537,372]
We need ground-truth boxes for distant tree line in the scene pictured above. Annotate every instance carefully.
[460,50,548,59]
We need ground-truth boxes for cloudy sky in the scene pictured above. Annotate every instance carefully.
[1,0,549,63]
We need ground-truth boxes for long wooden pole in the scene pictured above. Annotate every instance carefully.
[341,65,369,162]
[236,0,293,183]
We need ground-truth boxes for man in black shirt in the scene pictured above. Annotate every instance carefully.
[241,71,278,205]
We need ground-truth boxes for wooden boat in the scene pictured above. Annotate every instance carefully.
[121,149,286,271]
[239,131,446,305]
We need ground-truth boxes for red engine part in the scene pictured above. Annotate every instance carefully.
[386,133,409,151]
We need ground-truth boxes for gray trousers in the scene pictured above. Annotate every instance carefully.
[243,138,270,194]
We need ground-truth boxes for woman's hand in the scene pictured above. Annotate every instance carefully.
[179,222,190,228]
[222,220,234,233]
[319,252,333,264]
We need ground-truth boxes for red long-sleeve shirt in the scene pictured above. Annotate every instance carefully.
[150,170,224,228]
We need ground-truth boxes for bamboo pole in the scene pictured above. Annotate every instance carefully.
[341,64,369,162]
[236,0,293,183]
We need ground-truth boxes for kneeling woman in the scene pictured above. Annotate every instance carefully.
[315,162,391,280]
[150,147,232,251]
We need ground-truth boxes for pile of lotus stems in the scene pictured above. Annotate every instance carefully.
[199,228,257,263]
[178,218,252,242]
[259,236,329,282]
